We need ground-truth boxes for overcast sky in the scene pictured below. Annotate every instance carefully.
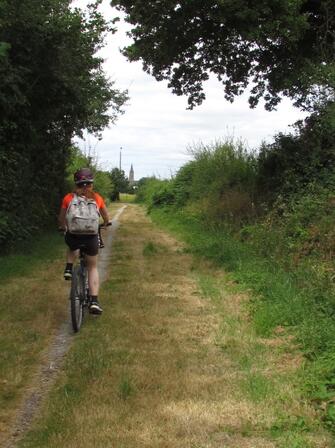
[74,0,306,180]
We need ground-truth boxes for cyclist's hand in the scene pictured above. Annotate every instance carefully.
[104,221,112,228]
[58,226,66,234]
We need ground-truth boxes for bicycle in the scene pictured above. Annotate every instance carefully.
[70,223,111,333]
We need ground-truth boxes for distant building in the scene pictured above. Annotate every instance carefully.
[129,164,135,186]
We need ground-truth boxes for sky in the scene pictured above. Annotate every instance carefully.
[74,0,306,180]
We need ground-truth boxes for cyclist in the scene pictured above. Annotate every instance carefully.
[58,168,111,315]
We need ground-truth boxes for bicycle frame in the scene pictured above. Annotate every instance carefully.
[69,223,111,332]
[70,247,89,332]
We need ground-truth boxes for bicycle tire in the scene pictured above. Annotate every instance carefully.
[70,266,84,332]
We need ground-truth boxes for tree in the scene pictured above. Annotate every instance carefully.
[0,0,127,249]
[109,168,129,200]
[112,0,334,110]
[65,146,114,201]
[257,101,335,200]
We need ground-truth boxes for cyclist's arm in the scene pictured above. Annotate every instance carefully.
[58,207,67,230]
[100,206,111,226]
[58,194,73,230]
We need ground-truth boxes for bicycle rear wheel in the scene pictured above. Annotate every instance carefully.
[70,266,84,332]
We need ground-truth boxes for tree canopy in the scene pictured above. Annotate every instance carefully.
[0,0,127,249]
[112,0,334,110]
[109,167,129,200]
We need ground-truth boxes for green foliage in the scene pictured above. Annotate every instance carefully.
[137,139,257,226]
[0,232,64,282]
[65,146,92,190]
[119,193,136,203]
[109,168,129,201]
[172,162,195,206]
[182,140,257,225]
[186,140,256,198]
[135,177,157,203]
[150,182,175,209]
[0,0,127,250]
[142,241,159,257]
[0,41,10,57]
[112,0,334,110]
[240,372,273,403]
[136,177,175,211]
[93,170,113,203]
[137,140,256,226]
[149,205,335,435]
[65,146,114,202]
[257,103,335,201]
[118,375,134,400]
[136,104,335,435]
[247,180,335,265]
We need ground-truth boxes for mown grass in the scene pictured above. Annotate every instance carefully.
[0,232,64,281]
[119,193,136,203]
[147,207,335,436]
[0,205,121,443]
[19,204,332,448]
[142,241,158,256]
[0,231,68,442]
[19,205,329,448]
[195,272,330,447]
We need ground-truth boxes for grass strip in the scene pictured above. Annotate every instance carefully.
[148,207,335,433]
[0,232,64,281]
[18,205,332,448]
[0,231,68,441]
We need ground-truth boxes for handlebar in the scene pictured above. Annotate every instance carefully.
[98,221,112,248]
[99,221,112,229]
[58,221,112,232]
[58,222,112,249]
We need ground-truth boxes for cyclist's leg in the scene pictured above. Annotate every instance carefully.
[64,234,80,279]
[66,247,78,264]
[86,254,103,314]
[84,234,102,314]
[86,254,99,296]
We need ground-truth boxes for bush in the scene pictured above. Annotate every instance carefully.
[0,1,126,251]
[173,162,196,207]
[244,178,335,267]
[172,139,257,226]
[65,146,113,203]
[136,177,175,210]
[257,103,335,204]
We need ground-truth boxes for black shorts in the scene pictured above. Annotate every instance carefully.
[65,233,99,256]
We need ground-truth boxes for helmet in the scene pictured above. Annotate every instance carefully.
[74,168,94,185]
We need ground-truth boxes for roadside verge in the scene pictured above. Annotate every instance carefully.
[17,204,332,448]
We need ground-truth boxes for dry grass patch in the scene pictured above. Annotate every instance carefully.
[0,249,68,444]
[1,203,122,445]
[19,204,332,448]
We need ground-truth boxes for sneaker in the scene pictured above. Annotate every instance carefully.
[89,300,103,315]
[63,268,72,280]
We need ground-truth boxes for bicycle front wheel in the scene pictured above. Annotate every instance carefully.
[70,266,84,332]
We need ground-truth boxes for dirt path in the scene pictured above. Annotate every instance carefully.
[2,206,127,448]
[99,205,279,448]
[12,204,332,447]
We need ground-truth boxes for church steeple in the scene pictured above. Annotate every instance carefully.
[129,164,134,185]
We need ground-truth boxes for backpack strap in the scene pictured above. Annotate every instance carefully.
[65,193,76,214]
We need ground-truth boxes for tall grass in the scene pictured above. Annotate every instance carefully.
[119,193,136,203]
[138,139,258,225]
[149,207,335,430]
[136,136,335,432]
[0,232,68,440]
[0,232,64,281]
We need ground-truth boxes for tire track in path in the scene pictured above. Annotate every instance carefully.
[3,205,127,448]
